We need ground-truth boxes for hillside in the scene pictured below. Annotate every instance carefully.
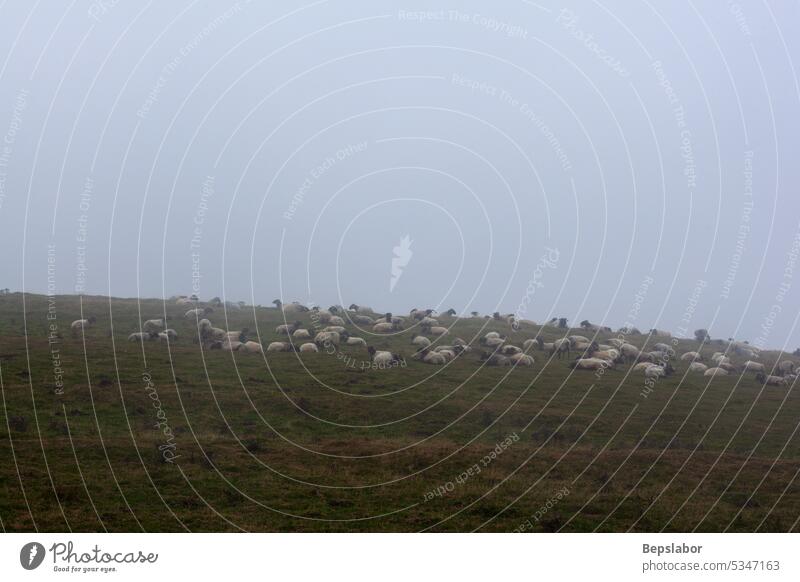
[0,292,798,532]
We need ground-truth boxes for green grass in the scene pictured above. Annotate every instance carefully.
[0,292,798,532]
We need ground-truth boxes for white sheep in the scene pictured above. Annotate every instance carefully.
[267,342,292,352]
[680,351,702,362]
[742,361,765,374]
[185,307,213,319]
[158,329,178,343]
[373,322,398,333]
[428,326,448,336]
[419,317,439,326]
[346,337,367,347]
[328,316,346,326]
[276,321,301,335]
[704,367,729,377]
[413,349,446,365]
[143,319,166,333]
[485,331,501,340]
[756,372,786,386]
[569,358,612,371]
[128,331,158,342]
[324,325,346,334]
[411,336,432,348]
[70,316,97,335]
[238,341,263,354]
[510,353,534,366]
[314,331,342,346]
[688,362,708,373]
[292,329,311,340]
[299,343,319,353]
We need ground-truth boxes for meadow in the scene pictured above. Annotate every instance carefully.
[0,292,798,532]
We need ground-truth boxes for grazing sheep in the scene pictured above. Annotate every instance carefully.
[315,331,344,347]
[633,362,656,372]
[522,339,538,352]
[293,328,311,340]
[549,338,570,359]
[689,362,708,373]
[485,332,501,340]
[328,316,346,327]
[276,321,302,335]
[346,337,367,347]
[411,336,432,348]
[680,351,703,362]
[185,307,213,319]
[158,329,178,343]
[619,343,641,363]
[143,319,166,333]
[273,300,309,314]
[644,363,674,379]
[569,358,612,371]
[652,342,674,354]
[510,353,534,366]
[704,367,729,377]
[742,360,767,373]
[777,360,796,376]
[299,343,319,353]
[267,342,293,352]
[128,331,158,342]
[70,316,97,335]
[756,372,787,386]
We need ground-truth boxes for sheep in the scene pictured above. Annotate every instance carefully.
[275,321,302,335]
[633,362,656,372]
[485,332,501,340]
[143,319,166,333]
[607,338,625,348]
[756,372,787,386]
[652,343,674,354]
[328,316,346,326]
[410,308,434,320]
[619,343,641,363]
[688,362,708,373]
[777,360,796,376]
[273,300,309,314]
[158,329,178,343]
[324,326,346,334]
[267,341,293,352]
[225,329,248,343]
[644,363,674,379]
[718,362,738,373]
[185,307,213,319]
[569,358,612,371]
[411,336,432,348]
[568,335,590,346]
[70,316,97,336]
[238,341,264,354]
[550,338,570,359]
[413,348,446,365]
[522,339,537,352]
[742,360,766,373]
[501,345,523,356]
[704,367,729,377]
[175,294,200,305]
[346,337,367,347]
[419,316,439,326]
[453,337,468,347]
[480,336,505,348]
[373,322,399,333]
[649,329,672,338]
[618,326,641,335]
[128,331,158,342]
[580,320,611,332]
[299,343,319,353]
[479,351,511,366]
[510,353,535,366]
[293,328,311,340]
[348,304,373,314]
[314,331,343,347]
[368,346,402,367]
[351,314,374,325]
[591,349,620,363]
[428,326,448,336]
[680,351,703,362]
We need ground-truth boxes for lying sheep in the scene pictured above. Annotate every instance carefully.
[324,326,346,334]
[328,316,346,326]
[273,300,309,314]
[367,346,403,366]
[238,341,263,354]
[619,344,641,363]
[480,336,505,348]
[510,353,534,366]
[413,348,446,365]
[485,331,501,340]
[299,343,319,353]
[315,331,343,347]
[680,351,703,362]
[704,367,729,377]
[419,316,439,326]
[501,345,523,355]
[428,326,448,336]
[70,316,97,336]
[688,362,708,373]
[756,372,787,386]
[649,329,672,338]
[346,337,367,347]
[479,351,511,366]
[411,336,432,348]
[569,358,612,371]
[373,321,400,333]
[158,329,178,343]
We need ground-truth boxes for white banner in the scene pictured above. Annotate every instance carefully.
[0,534,796,581]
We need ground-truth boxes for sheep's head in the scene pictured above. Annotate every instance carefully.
[272,299,282,307]
[580,320,590,328]
[367,346,376,357]
[445,308,456,316]
[558,318,568,328]
[349,303,358,311]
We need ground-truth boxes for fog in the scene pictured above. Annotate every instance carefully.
[1,1,798,349]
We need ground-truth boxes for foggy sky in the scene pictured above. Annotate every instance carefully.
[1,1,799,350]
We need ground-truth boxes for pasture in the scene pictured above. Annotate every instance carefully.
[0,292,798,532]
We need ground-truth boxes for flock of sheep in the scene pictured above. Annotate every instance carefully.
[67,295,799,386]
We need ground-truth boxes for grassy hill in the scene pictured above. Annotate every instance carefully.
[0,292,798,532]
